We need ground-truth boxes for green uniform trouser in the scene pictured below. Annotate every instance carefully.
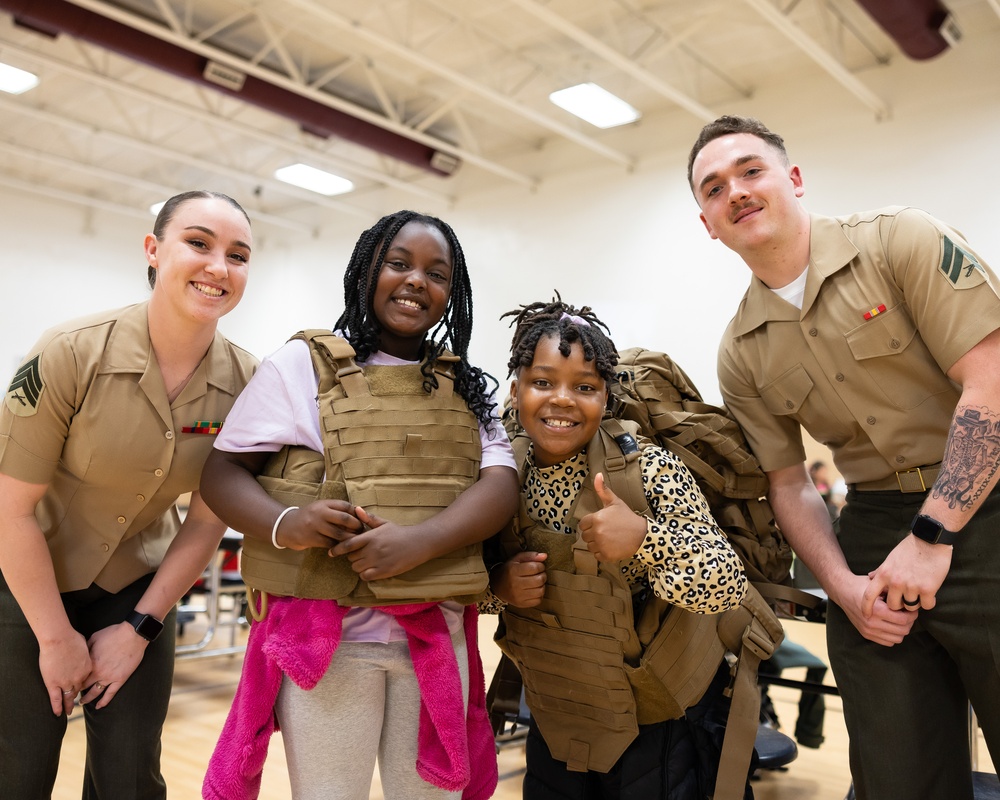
[0,571,176,800]
[827,488,1000,800]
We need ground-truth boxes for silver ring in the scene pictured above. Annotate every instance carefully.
[62,689,75,695]
[902,596,920,607]
[94,683,104,691]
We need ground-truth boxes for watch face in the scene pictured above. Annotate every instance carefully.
[129,611,164,641]
[911,514,956,545]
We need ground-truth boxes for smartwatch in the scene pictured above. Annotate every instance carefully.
[910,513,959,546]
[126,610,165,642]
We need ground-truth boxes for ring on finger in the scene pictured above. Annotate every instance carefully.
[62,689,76,696]
[902,596,920,607]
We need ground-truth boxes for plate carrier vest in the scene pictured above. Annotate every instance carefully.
[240,330,487,610]
[495,418,783,796]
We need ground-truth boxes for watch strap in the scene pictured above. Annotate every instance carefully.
[910,513,958,546]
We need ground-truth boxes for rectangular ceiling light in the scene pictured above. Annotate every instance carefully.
[0,62,39,94]
[549,82,640,129]
[274,163,354,196]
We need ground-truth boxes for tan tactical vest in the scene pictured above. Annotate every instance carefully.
[241,331,487,607]
[496,419,783,783]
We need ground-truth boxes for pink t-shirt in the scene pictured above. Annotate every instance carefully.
[216,338,516,641]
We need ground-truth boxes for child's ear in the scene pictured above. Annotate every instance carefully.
[509,379,519,408]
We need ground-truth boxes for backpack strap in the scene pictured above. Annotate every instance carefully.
[714,585,785,800]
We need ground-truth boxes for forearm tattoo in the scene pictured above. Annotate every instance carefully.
[932,404,1000,512]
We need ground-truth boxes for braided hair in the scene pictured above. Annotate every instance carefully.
[334,210,497,431]
[502,293,619,382]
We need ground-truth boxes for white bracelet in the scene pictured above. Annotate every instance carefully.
[271,506,298,550]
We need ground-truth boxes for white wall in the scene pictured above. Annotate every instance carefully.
[2,14,998,409]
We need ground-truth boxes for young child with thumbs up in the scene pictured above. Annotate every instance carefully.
[484,296,750,800]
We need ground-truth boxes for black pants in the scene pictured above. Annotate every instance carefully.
[0,571,177,800]
[828,488,1000,800]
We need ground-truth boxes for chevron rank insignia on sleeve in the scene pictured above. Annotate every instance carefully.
[5,355,44,417]
[939,236,986,286]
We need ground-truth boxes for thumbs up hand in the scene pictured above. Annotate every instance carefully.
[578,472,647,562]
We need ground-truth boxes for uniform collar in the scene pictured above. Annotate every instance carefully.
[731,213,860,336]
[98,301,238,396]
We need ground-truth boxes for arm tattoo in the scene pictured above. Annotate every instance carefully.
[932,404,1000,512]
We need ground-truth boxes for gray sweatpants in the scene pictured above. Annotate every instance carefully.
[275,630,470,800]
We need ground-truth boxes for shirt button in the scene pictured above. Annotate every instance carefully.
[155,469,164,477]
[866,416,876,425]
[785,400,794,409]
[835,373,845,382]
[890,339,901,349]
[808,328,818,337]
[136,494,145,502]
[896,456,906,464]
[165,431,174,440]
[117,515,127,524]
[101,543,110,552]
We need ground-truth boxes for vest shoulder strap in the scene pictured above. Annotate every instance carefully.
[290,330,366,396]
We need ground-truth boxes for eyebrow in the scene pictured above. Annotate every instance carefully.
[697,153,765,193]
[185,225,251,253]
[385,245,451,268]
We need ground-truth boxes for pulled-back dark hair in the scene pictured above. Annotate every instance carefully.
[334,209,497,432]
[148,190,251,288]
[502,293,618,384]
[687,115,789,192]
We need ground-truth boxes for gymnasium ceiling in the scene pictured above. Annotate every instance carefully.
[0,0,997,233]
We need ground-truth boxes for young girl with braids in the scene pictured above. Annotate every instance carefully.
[485,297,751,800]
[199,211,518,800]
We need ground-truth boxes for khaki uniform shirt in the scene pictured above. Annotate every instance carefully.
[718,207,1000,484]
[0,302,257,593]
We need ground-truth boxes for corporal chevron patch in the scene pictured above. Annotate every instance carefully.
[5,355,44,417]
[939,236,986,286]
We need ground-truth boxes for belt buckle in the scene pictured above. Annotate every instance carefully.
[896,467,927,493]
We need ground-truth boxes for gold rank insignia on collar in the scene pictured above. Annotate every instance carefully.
[181,420,224,434]
[5,355,43,417]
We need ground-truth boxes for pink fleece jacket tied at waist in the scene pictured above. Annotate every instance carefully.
[202,595,497,800]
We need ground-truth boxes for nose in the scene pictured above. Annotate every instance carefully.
[728,180,749,204]
[551,387,574,407]
[404,268,427,289]
[204,252,229,278]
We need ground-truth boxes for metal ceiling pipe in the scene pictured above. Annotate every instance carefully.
[853,0,959,60]
[0,0,459,176]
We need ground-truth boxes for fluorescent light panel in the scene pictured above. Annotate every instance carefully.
[0,62,39,94]
[549,82,640,129]
[274,163,353,196]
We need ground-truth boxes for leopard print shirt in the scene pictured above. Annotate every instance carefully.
[481,444,747,614]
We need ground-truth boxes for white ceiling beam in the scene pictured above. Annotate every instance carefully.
[0,95,370,218]
[281,0,633,168]
[0,139,316,232]
[0,39,453,204]
[61,0,536,187]
[743,0,890,120]
[504,0,716,122]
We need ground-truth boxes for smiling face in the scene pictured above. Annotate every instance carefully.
[371,220,453,360]
[144,196,251,326]
[691,132,805,259]
[511,334,608,468]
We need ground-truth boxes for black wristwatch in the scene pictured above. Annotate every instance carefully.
[910,513,959,546]
[126,610,165,642]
